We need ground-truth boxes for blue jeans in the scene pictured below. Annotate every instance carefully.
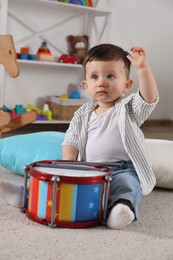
[105,160,142,220]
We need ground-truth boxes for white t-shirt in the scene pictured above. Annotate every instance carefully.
[85,105,130,162]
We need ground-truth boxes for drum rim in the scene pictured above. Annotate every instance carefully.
[26,160,112,184]
[26,210,102,228]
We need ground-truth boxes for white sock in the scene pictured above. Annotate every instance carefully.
[107,203,135,230]
[0,180,23,208]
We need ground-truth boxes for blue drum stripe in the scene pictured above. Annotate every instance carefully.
[38,181,48,219]
[71,184,78,222]
[75,184,101,222]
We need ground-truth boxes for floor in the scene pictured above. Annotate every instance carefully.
[141,120,173,141]
[1,120,173,140]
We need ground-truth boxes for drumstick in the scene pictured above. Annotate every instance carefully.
[55,161,121,167]
[35,163,109,172]
[36,161,120,167]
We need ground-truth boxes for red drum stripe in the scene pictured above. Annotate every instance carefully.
[31,177,39,217]
[99,183,104,219]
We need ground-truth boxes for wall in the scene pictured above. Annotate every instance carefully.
[2,0,173,120]
[109,0,173,120]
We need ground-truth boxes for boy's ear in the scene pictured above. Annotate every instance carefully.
[82,80,88,89]
[124,79,133,92]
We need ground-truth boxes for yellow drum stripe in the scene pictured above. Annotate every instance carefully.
[59,183,73,221]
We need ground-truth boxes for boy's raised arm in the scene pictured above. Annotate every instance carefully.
[127,47,158,103]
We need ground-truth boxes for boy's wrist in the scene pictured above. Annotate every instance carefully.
[136,64,150,71]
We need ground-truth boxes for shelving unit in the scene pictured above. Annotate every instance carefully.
[34,119,70,124]
[9,0,111,55]
[1,0,111,127]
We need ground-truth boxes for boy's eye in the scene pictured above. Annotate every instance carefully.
[107,74,115,80]
[91,74,98,80]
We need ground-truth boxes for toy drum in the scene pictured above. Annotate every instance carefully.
[22,160,112,228]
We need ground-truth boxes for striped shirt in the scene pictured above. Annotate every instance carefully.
[62,91,159,195]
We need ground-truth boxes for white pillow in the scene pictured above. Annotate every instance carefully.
[146,139,173,189]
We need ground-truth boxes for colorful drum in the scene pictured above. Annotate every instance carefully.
[22,160,112,228]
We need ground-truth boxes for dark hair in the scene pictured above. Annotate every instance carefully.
[83,43,131,78]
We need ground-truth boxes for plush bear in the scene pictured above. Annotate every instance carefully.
[67,35,89,63]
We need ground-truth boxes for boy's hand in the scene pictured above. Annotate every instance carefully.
[127,47,147,69]
[127,46,158,102]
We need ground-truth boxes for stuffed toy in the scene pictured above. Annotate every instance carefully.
[67,35,89,63]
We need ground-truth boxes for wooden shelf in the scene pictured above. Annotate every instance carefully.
[11,0,111,16]
[33,119,70,124]
[17,59,83,69]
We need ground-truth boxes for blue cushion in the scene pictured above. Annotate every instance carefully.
[0,131,65,176]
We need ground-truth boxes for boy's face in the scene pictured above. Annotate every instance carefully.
[83,59,133,105]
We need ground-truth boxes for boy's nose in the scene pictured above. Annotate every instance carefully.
[98,77,107,87]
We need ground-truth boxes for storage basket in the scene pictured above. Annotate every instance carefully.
[46,96,86,121]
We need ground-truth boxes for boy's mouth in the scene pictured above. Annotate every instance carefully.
[96,91,108,95]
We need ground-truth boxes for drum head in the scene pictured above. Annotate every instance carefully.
[33,166,107,177]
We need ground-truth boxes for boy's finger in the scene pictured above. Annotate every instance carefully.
[126,54,134,62]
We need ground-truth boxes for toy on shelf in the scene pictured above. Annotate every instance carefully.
[20,47,29,60]
[26,104,53,121]
[69,91,81,99]
[59,91,81,99]
[10,110,19,119]
[2,105,11,112]
[36,41,54,62]
[9,104,24,119]
[42,104,52,120]
[14,104,25,114]
[67,35,89,63]
[18,47,36,61]
[58,0,93,7]
[57,54,80,64]
[59,93,69,99]
[2,104,25,118]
